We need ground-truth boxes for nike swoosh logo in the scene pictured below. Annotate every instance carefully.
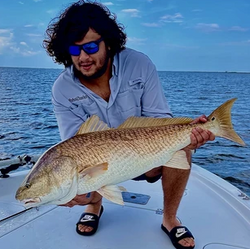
[80,218,95,222]
[176,230,187,238]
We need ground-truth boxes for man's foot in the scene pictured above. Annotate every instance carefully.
[162,219,195,248]
[76,200,103,236]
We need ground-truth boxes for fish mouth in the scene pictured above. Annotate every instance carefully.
[22,197,41,207]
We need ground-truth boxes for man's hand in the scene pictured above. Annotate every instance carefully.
[59,193,92,207]
[186,114,215,150]
[59,192,102,208]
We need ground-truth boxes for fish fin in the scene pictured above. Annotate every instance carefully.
[118,186,127,192]
[79,162,109,178]
[118,116,193,129]
[164,150,190,170]
[207,98,245,146]
[97,185,126,205]
[76,115,111,135]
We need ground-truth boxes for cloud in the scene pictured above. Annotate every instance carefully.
[195,23,220,32]
[103,2,114,6]
[22,50,41,56]
[33,0,42,2]
[121,9,140,17]
[160,13,183,23]
[220,40,250,46]
[26,33,43,37]
[142,22,161,27]
[24,24,34,28]
[0,29,11,34]
[0,29,14,54]
[20,42,28,46]
[229,26,249,32]
[25,33,43,44]
[46,9,58,15]
[142,13,183,28]
[9,43,41,56]
[19,1,24,4]
[0,29,40,56]
[9,45,40,56]
[127,37,147,45]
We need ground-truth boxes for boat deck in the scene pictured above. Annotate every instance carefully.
[0,164,250,249]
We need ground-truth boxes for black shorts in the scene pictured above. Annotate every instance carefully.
[132,173,162,183]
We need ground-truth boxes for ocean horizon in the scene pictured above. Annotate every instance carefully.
[1,66,250,74]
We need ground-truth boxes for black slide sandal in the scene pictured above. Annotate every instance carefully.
[161,224,195,249]
[76,205,104,236]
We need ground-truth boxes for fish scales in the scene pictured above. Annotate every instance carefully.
[74,125,193,195]
[57,124,192,169]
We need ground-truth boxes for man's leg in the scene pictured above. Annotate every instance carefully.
[145,150,194,248]
[161,167,194,247]
[162,149,194,247]
[76,193,103,233]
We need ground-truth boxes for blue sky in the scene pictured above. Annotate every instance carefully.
[0,0,249,72]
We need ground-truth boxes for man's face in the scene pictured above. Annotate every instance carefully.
[70,28,109,80]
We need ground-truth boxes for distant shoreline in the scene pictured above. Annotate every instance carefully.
[158,71,250,74]
[0,66,249,74]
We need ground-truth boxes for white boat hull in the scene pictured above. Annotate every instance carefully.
[1,164,250,249]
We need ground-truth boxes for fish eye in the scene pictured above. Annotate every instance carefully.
[25,183,31,189]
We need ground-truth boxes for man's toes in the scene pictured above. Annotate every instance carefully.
[78,224,85,232]
[179,238,195,247]
[186,237,195,247]
[178,239,189,247]
[78,224,93,233]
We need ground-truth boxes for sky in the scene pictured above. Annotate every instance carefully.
[0,0,249,72]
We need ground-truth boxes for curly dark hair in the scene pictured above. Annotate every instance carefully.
[43,0,127,67]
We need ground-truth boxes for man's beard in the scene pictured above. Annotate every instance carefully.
[74,50,110,80]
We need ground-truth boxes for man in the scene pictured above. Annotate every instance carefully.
[43,1,214,248]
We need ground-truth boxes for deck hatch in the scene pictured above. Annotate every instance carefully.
[122,192,150,205]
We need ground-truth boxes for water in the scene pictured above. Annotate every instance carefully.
[0,67,249,195]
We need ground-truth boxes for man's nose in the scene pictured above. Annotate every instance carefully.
[79,49,90,60]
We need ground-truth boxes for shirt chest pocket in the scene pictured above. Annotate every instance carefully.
[69,98,98,120]
[116,78,144,113]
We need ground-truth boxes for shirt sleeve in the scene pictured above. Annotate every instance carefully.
[141,63,173,118]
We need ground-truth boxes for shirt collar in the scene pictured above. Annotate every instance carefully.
[112,53,119,76]
[70,65,74,75]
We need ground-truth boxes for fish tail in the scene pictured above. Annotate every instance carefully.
[207,98,245,146]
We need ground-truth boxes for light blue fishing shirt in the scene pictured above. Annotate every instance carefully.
[52,48,173,141]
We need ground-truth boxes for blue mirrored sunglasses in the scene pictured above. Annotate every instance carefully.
[69,38,103,56]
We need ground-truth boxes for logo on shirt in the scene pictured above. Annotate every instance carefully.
[69,95,88,102]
